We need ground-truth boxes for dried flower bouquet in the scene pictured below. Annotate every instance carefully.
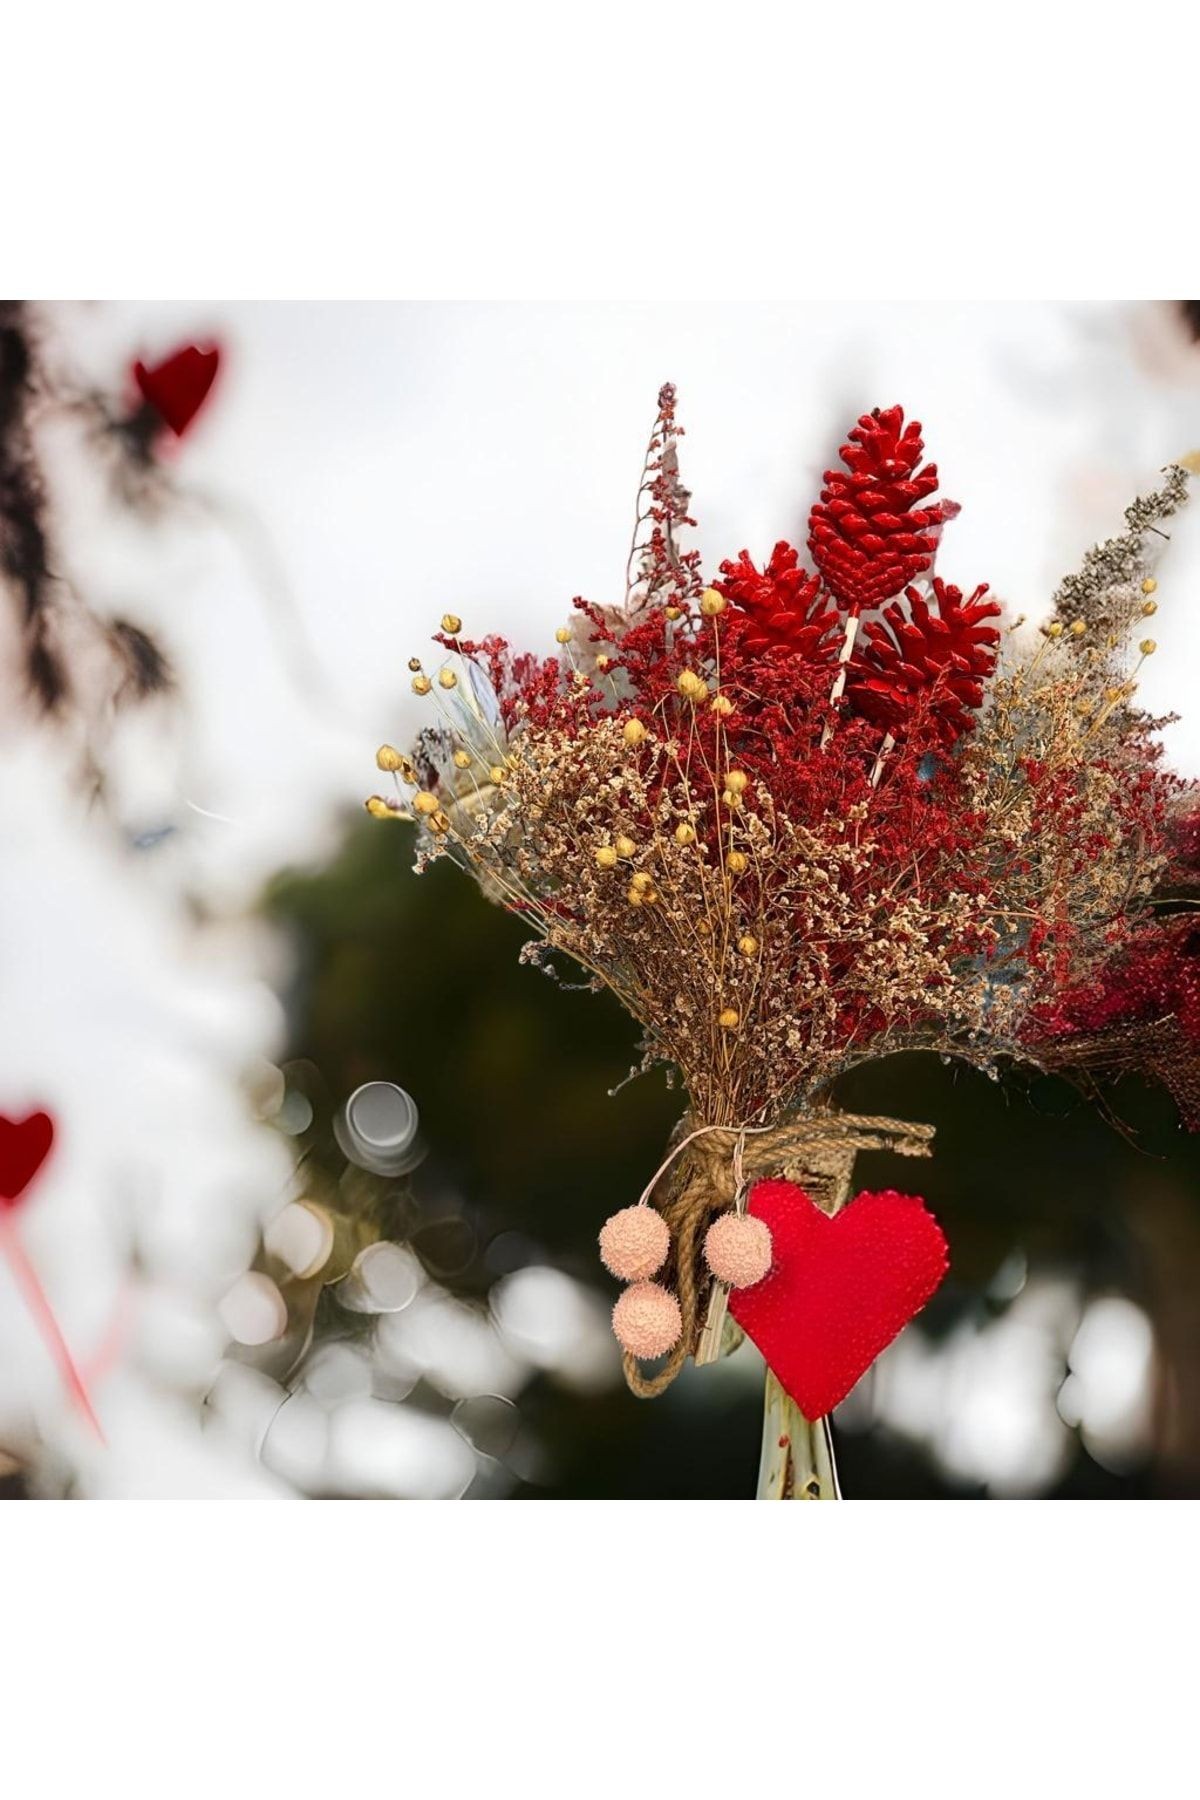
[371,387,1197,1497]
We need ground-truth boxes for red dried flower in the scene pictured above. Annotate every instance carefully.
[846,578,1002,743]
[715,541,840,663]
[807,406,948,613]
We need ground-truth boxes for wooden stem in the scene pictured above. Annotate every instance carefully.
[756,1370,841,1499]
[869,731,896,788]
[693,1280,729,1365]
[819,613,860,750]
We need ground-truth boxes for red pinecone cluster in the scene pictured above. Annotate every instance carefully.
[847,579,1003,743]
[807,406,948,613]
[715,405,992,745]
[715,542,839,660]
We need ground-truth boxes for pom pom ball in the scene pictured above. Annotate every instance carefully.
[612,1282,682,1359]
[598,1205,669,1281]
[704,1211,773,1289]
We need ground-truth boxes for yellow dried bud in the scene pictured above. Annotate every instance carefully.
[412,674,432,695]
[453,748,471,769]
[555,627,571,645]
[1142,578,1157,596]
[1069,620,1086,637]
[427,810,451,834]
[623,718,648,747]
[1046,622,1063,639]
[438,668,458,689]
[365,796,395,820]
[596,655,612,672]
[595,845,618,869]
[738,935,758,957]
[489,765,506,785]
[700,587,726,616]
[722,790,743,810]
[665,605,682,621]
[408,657,424,672]
[718,1008,740,1030]
[711,694,734,717]
[677,670,707,701]
[727,850,748,874]
[674,822,696,846]
[413,791,440,815]
[724,770,748,794]
[615,834,636,858]
[626,886,644,907]
[1104,686,1124,703]
[642,887,660,905]
[630,870,653,893]
[441,613,463,634]
[1141,638,1157,656]
[1142,598,1158,616]
[376,744,403,772]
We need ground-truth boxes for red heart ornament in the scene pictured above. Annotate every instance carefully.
[133,344,220,438]
[0,1110,55,1213]
[729,1178,948,1420]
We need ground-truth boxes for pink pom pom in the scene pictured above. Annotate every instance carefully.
[612,1282,682,1359]
[598,1205,669,1281]
[704,1211,773,1289]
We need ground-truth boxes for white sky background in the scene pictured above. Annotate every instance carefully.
[53,299,1200,906]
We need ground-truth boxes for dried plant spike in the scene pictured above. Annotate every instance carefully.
[1051,463,1189,632]
[624,382,704,618]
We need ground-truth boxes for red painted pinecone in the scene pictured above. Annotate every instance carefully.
[807,406,948,613]
[847,578,1002,743]
[715,541,840,661]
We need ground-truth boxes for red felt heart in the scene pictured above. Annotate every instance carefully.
[729,1178,948,1420]
[133,344,221,438]
[0,1110,55,1212]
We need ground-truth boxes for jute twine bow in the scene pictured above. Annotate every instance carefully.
[622,1107,936,1398]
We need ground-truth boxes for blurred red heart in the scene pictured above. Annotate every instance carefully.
[729,1177,948,1420]
[133,344,220,437]
[0,1111,55,1212]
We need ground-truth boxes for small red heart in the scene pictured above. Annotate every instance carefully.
[133,343,220,438]
[729,1178,948,1420]
[0,1110,56,1213]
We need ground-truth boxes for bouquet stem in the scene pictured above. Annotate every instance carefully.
[756,1369,841,1499]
